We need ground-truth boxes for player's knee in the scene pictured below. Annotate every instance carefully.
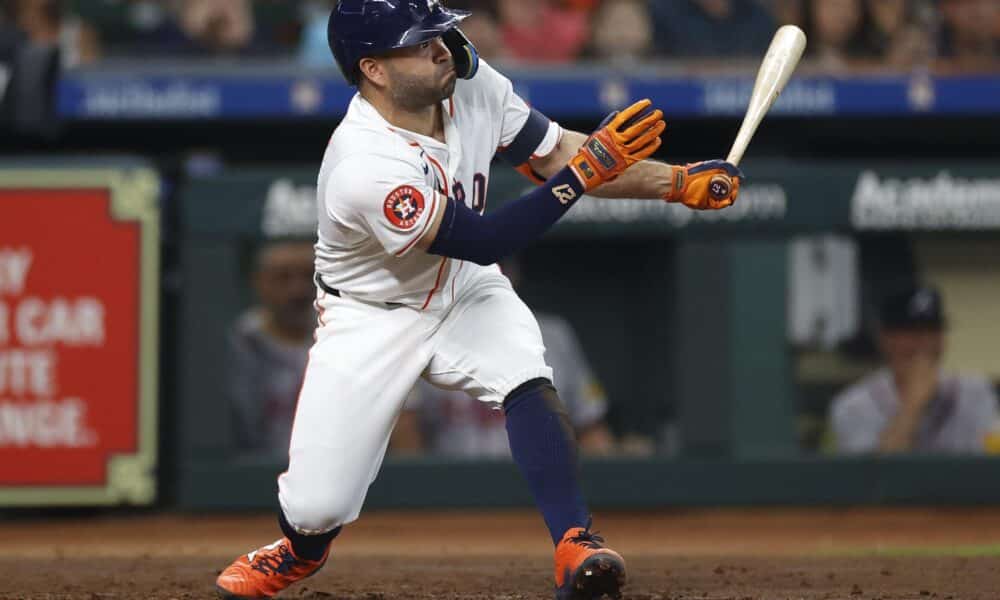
[503,377,568,418]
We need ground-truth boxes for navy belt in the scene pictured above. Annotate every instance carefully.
[314,272,341,297]
[314,273,404,308]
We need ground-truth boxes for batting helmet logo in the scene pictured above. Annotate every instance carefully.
[384,185,426,230]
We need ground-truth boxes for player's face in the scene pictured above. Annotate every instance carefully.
[382,37,457,110]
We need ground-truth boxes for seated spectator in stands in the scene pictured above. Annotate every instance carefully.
[66,0,162,53]
[649,0,775,59]
[939,0,999,69]
[864,0,935,69]
[7,0,100,66]
[498,0,589,63]
[448,0,508,62]
[587,0,653,65]
[803,0,870,71]
[114,0,267,57]
[299,0,336,67]
[392,258,616,457]
[761,0,804,28]
[227,239,316,457]
[829,284,999,455]
[563,0,600,12]
[174,0,254,55]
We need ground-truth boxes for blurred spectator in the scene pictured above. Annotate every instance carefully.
[829,284,999,455]
[864,0,935,69]
[174,0,255,54]
[227,239,316,457]
[80,0,302,58]
[68,0,169,52]
[299,0,335,67]
[498,0,589,63]
[392,257,616,457]
[7,0,99,66]
[447,0,508,62]
[802,0,871,71]
[649,0,776,59]
[761,0,804,28]
[939,0,999,69]
[587,0,653,64]
[563,0,600,12]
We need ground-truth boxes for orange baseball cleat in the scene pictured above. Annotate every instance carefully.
[216,538,329,599]
[553,522,626,600]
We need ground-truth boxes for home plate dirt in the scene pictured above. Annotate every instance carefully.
[3,507,999,599]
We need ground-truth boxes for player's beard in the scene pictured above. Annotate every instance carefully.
[388,67,456,111]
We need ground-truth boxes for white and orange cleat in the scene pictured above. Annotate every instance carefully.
[216,538,329,599]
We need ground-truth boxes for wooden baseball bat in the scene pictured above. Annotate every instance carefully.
[709,25,807,200]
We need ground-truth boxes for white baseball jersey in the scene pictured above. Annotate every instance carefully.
[315,60,561,308]
[277,61,563,534]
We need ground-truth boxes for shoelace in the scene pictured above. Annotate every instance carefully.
[250,544,299,576]
[568,518,606,550]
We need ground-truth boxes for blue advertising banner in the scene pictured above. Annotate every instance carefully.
[58,66,1000,121]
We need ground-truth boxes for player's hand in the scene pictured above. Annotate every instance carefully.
[897,353,938,410]
[664,160,743,210]
[568,99,665,191]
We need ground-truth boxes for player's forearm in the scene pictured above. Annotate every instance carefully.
[586,158,675,199]
[425,167,585,265]
[536,129,672,199]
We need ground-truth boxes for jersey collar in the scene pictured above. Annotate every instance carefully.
[354,93,457,153]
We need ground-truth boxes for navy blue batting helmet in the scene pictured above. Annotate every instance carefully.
[328,0,480,86]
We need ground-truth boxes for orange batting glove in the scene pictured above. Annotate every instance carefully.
[568,99,665,191]
[664,160,744,210]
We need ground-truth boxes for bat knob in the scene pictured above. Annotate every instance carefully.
[708,174,732,201]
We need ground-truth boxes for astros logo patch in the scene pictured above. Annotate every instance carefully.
[384,185,425,230]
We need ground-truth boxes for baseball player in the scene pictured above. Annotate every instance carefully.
[216,1,742,599]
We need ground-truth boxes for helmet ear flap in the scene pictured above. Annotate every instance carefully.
[442,28,479,80]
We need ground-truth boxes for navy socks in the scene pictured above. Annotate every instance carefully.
[503,378,589,545]
[278,510,341,561]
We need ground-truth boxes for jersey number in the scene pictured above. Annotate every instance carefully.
[453,173,487,214]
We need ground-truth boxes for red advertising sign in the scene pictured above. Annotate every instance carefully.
[0,171,159,505]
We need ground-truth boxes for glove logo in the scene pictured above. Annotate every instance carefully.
[384,185,425,230]
[709,177,731,199]
[586,138,617,170]
[552,184,577,205]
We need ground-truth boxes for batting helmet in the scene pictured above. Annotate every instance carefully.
[328,0,480,86]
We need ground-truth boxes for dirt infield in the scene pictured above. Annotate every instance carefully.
[3,507,1000,599]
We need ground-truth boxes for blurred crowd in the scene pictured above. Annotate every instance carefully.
[0,0,997,71]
